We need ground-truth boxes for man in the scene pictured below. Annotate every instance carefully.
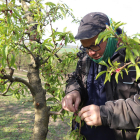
[62,12,140,140]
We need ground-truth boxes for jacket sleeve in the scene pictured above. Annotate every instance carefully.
[65,51,88,102]
[100,94,140,129]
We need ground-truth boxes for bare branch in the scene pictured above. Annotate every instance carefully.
[10,68,14,77]
[23,42,36,60]
[3,80,10,85]
[41,49,62,65]
[49,108,63,116]
[0,82,12,96]
[15,43,36,60]
[1,75,35,96]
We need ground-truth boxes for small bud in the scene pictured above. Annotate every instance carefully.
[10,10,12,14]
[116,68,121,73]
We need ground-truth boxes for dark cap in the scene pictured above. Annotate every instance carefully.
[75,12,110,40]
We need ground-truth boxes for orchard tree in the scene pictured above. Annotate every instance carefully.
[0,0,79,140]
[1,0,140,140]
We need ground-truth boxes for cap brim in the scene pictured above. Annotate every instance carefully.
[75,28,103,40]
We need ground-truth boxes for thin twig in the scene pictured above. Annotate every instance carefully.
[79,120,81,137]
[0,82,12,96]
[49,108,63,115]
[22,42,36,61]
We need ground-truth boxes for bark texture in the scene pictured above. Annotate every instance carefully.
[21,1,50,139]
[27,63,50,140]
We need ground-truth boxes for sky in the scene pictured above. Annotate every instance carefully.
[46,0,140,46]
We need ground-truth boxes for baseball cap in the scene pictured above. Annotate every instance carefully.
[75,12,110,40]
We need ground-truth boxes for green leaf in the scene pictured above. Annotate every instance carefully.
[65,35,69,46]
[63,27,67,32]
[135,65,140,81]
[96,71,107,80]
[108,58,113,67]
[113,61,121,67]
[60,7,66,18]
[133,37,140,44]
[120,71,123,79]
[115,72,119,83]
[46,97,57,102]
[114,22,126,31]
[10,54,15,67]
[96,30,114,44]
[136,129,140,140]
[116,45,127,52]
[75,116,81,123]
[7,16,11,25]
[12,9,21,18]
[103,35,110,42]
[45,2,56,6]
[69,33,75,43]
[3,45,8,59]
[104,72,109,84]
[127,64,134,69]
[1,58,6,67]
[99,61,109,68]
[124,68,128,75]
[37,24,40,33]
[132,49,140,57]
[129,53,135,64]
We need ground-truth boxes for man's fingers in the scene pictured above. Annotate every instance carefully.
[85,121,94,126]
[80,111,91,121]
[62,98,75,112]
[78,105,102,126]
[62,91,81,112]
[78,106,89,117]
[74,97,81,111]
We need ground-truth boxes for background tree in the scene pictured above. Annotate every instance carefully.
[0,0,79,140]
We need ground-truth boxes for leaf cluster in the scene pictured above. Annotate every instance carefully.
[96,19,140,83]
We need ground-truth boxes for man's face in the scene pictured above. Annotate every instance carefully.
[80,35,107,60]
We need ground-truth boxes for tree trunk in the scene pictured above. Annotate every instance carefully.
[27,63,49,140]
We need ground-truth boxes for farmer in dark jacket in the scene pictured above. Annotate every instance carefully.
[62,12,140,140]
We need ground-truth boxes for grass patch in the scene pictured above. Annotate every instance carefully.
[0,89,74,140]
[1,59,77,139]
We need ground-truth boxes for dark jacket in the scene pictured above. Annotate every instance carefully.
[65,48,140,140]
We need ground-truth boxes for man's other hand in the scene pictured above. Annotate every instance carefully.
[78,104,102,126]
[62,91,81,112]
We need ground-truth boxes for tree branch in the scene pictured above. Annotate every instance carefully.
[49,108,63,116]
[0,82,12,96]
[15,43,36,60]
[40,48,62,65]
[1,75,35,96]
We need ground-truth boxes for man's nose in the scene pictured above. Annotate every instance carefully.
[88,49,96,55]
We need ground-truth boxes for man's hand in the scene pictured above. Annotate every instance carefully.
[62,90,81,112]
[78,104,102,126]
